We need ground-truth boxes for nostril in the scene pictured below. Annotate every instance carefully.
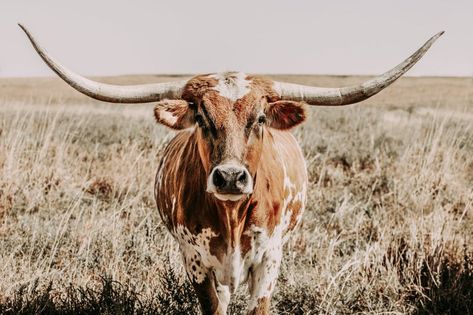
[236,171,247,183]
[213,169,226,188]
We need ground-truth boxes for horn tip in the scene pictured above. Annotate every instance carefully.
[433,31,445,40]
[18,23,28,34]
[426,31,444,45]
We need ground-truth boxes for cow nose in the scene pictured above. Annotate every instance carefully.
[212,165,250,193]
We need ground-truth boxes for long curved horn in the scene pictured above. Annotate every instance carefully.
[273,31,444,106]
[19,24,186,103]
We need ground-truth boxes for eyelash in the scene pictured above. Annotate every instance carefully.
[195,114,205,128]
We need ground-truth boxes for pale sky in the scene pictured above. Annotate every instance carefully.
[1,0,472,78]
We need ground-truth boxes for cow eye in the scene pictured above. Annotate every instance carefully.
[257,115,266,125]
[195,114,205,128]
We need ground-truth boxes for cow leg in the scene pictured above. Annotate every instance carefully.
[215,281,231,314]
[188,268,230,315]
[191,271,227,315]
[177,226,231,314]
[246,245,283,315]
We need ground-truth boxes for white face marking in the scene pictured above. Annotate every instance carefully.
[209,72,251,102]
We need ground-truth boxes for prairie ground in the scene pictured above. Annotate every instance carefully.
[0,75,472,314]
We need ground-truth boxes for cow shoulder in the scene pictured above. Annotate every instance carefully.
[245,129,307,239]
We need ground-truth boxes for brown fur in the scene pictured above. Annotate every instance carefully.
[247,297,270,315]
[266,100,307,130]
[154,73,308,314]
[154,99,193,129]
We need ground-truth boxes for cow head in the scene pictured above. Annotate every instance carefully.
[154,72,306,201]
[20,24,443,202]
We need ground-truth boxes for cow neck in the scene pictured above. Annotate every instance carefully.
[187,131,256,250]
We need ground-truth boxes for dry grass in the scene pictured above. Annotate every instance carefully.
[0,75,472,314]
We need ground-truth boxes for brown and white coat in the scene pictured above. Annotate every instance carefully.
[20,24,443,314]
[154,72,308,314]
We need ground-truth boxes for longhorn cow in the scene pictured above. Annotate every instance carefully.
[20,24,442,315]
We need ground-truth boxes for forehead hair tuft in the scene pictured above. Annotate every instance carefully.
[209,72,251,102]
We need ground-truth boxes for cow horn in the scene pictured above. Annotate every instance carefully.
[272,31,444,106]
[19,24,186,103]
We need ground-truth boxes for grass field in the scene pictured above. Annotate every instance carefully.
[0,75,472,314]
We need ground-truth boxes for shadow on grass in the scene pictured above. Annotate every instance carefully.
[410,246,473,315]
[0,266,200,315]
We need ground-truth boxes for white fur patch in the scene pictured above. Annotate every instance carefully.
[158,108,178,125]
[156,155,167,189]
[173,225,243,291]
[221,245,243,292]
[216,284,231,313]
[209,72,251,102]
[246,210,292,312]
[174,225,220,283]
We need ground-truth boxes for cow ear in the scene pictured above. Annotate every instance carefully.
[154,100,194,130]
[266,100,306,130]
